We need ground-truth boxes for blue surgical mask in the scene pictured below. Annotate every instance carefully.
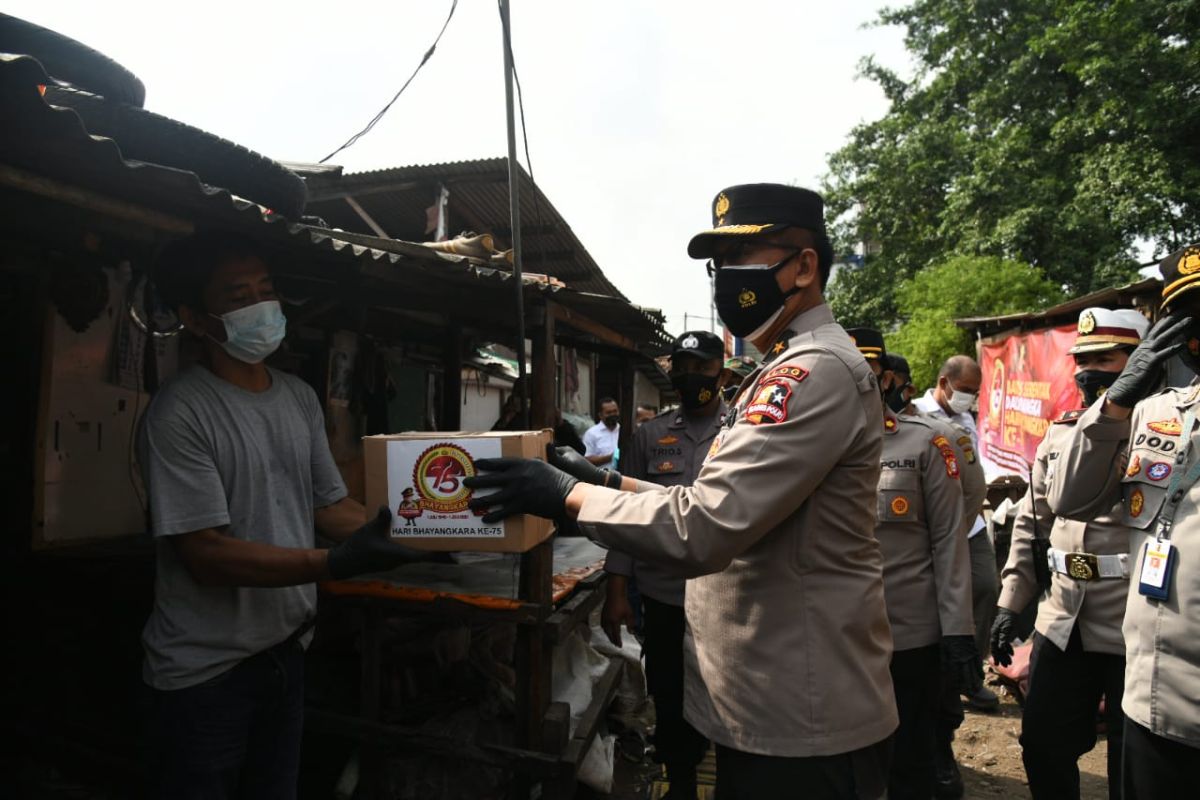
[209,300,286,363]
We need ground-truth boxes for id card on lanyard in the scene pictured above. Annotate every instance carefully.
[1139,405,1198,600]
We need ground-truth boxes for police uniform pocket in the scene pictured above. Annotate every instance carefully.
[1120,453,1171,529]
[877,470,924,523]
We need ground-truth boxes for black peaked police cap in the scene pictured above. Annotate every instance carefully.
[672,330,725,361]
[688,183,827,259]
[845,327,886,362]
[1160,242,1200,311]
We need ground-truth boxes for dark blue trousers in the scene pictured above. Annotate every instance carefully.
[146,639,305,800]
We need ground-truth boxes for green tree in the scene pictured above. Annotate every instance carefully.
[824,0,1198,327]
[887,255,1064,388]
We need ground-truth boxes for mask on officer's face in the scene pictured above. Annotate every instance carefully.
[713,253,800,339]
[1180,321,1200,376]
[1074,370,1119,407]
[603,414,619,429]
[885,381,911,414]
[672,372,721,410]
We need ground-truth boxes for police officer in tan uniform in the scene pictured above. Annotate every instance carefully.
[601,330,731,799]
[888,351,988,798]
[849,330,977,800]
[467,184,897,799]
[1046,244,1200,799]
[993,307,1148,799]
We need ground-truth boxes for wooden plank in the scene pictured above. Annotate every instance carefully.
[343,195,390,238]
[548,302,638,352]
[359,605,384,800]
[0,163,194,234]
[441,324,463,430]
[515,539,555,754]
[544,577,607,645]
[529,299,557,428]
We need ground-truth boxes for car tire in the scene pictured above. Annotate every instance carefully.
[0,13,146,107]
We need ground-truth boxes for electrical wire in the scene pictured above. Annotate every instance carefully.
[319,0,459,164]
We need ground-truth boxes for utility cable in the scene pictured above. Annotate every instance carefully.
[319,0,459,164]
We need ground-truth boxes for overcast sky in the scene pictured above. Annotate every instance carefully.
[12,1,910,336]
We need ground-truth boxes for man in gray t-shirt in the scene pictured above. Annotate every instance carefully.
[140,231,422,800]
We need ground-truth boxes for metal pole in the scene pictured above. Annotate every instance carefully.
[500,0,529,429]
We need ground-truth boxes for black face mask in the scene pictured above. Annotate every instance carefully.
[712,252,801,339]
[1074,370,1119,406]
[671,373,721,410]
[602,414,619,429]
[1181,325,1200,376]
[884,381,911,414]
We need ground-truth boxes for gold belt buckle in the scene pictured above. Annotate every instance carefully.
[1065,552,1100,581]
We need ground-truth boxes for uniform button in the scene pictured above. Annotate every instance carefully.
[1176,454,1186,464]
[1173,491,1184,503]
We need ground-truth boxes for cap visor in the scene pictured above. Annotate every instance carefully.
[673,348,724,360]
[1067,341,1132,355]
[687,223,786,259]
[1162,279,1200,311]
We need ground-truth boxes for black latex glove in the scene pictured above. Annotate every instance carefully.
[1106,315,1192,408]
[990,608,1018,667]
[464,458,580,524]
[547,444,622,488]
[941,634,983,696]
[326,507,428,580]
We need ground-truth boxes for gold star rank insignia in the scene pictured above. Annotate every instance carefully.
[772,341,785,354]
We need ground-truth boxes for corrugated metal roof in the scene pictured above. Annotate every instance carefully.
[305,158,626,298]
[0,54,671,356]
[955,278,1162,335]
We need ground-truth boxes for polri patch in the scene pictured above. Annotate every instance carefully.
[744,381,792,425]
[761,365,810,384]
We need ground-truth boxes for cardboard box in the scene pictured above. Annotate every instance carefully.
[363,430,554,553]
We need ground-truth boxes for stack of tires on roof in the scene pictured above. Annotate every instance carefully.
[0,13,308,219]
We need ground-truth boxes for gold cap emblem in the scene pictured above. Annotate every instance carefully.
[1078,311,1096,335]
[714,193,731,224]
[698,387,712,403]
[1178,247,1200,276]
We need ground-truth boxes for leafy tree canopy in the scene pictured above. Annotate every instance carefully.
[825,0,1199,331]
[887,255,1064,388]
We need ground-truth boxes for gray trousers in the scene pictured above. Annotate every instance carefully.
[969,532,999,660]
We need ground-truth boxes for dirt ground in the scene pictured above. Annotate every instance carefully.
[955,682,1110,799]
[601,678,1114,799]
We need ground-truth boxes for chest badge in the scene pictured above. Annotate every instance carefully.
[890,496,910,516]
[658,435,679,446]
[1127,455,1142,477]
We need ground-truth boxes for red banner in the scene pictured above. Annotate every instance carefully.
[978,325,1081,477]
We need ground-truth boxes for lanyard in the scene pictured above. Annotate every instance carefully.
[1155,406,1200,541]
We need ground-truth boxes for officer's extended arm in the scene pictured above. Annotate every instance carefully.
[999,439,1054,615]
[1045,401,1130,521]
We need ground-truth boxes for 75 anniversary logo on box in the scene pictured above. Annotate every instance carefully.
[385,439,503,538]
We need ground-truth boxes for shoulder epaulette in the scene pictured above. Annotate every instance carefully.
[1053,409,1085,424]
